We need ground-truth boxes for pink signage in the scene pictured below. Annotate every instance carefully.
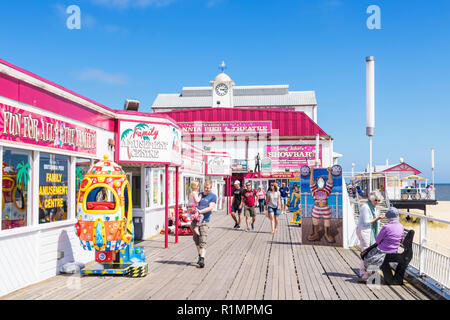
[0,103,97,155]
[266,145,321,168]
[180,121,272,136]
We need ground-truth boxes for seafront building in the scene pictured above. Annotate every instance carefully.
[0,59,347,296]
[153,69,342,191]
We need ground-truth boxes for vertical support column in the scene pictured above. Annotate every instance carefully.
[419,217,427,275]
[68,156,76,220]
[165,165,169,249]
[175,166,179,244]
[32,151,40,227]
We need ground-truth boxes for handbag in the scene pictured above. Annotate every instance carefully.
[361,242,378,260]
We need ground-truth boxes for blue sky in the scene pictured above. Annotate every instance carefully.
[0,0,449,182]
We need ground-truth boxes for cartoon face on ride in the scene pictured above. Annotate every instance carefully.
[74,155,133,253]
[2,162,27,230]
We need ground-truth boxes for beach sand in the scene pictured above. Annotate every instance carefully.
[400,201,450,255]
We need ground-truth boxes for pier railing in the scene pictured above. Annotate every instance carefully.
[397,210,450,297]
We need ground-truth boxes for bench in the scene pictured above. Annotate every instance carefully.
[380,229,415,285]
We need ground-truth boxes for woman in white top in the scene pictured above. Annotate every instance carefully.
[356,190,385,279]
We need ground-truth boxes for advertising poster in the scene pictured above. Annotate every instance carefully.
[300,166,343,247]
[266,145,321,168]
[289,179,302,224]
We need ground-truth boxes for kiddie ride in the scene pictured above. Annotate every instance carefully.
[169,208,194,236]
[74,156,148,277]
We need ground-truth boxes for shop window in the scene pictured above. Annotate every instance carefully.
[152,169,159,206]
[2,148,31,230]
[75,158,91,217]
[132,174,141,209]
[39,153,69,224]
[145,168,151,208]
[168,170,175,206]
[159,170,165,206]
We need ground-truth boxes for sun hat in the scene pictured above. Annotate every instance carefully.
[234,180,240,185]
[385,207,399,221]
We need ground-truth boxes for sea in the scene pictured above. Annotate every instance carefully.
[435,184,450,201]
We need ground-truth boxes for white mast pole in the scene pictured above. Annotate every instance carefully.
[366,56,375,194]
[431,148,435,186]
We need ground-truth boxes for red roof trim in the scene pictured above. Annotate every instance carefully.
[383,163,421,175]
[154,107,330,138]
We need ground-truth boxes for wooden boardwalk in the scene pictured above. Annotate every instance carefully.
[1,210,434,300]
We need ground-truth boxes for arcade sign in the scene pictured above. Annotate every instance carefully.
[117,120,182,166]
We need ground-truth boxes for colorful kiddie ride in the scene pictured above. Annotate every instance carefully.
[2,162,27,230]
[75,155,148,277]
[168,208,194,235]
[177,208,195,235]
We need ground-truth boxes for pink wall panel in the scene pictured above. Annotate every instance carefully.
[0,73,19,101]
[18,81,114,131]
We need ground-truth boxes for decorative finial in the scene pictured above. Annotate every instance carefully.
[219,61,226,73]
[103,155,109,160]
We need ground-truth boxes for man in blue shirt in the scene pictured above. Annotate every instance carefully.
[279,183,290,215]
[192,180,217,268]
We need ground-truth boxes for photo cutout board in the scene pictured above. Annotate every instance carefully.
[300,166,343,247]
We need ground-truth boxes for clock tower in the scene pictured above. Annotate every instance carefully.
[210,61,234,108]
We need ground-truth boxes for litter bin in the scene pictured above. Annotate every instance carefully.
[133,217,143,241]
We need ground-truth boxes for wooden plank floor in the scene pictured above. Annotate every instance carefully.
[1,210,435,300]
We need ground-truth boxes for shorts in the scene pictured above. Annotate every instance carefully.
[231,204,243,214]
[192,222,209,249]
[244,206,256,218]
[281,197,288,205]
[268,206,280,216]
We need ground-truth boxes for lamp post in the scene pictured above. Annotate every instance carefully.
[366,56,375,193]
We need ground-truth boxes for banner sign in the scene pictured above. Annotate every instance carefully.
[206,155,231,176]
[261,157,272,172]
[0,103,97,155]
[266,145,321,168]
[117,120,182,165]
[182,156,205,175]
[180,121,272,136]
[232,159,248,172]
[244,172,301,179]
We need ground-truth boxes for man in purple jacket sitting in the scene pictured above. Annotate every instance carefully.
[361,207,404,282]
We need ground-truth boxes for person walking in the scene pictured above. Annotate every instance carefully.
[266,183,281,234]
[256,187,266,214]
[356,190,385,280]
[192,180,217,268]
[243,182,257,231]
[279,182,290,214]
[230,180,244,229]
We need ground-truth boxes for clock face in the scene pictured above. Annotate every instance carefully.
[215,83,228,96]
[331,165,343,177]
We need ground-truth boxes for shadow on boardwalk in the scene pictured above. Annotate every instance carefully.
[1,210,436,300]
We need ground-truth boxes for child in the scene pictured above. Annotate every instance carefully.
[188,181,203,236]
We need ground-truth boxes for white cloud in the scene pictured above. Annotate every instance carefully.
[92,0,175,9]
[78,69,128,85]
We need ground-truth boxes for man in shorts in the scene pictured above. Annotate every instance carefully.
[243,182,257,232]
[231,180,244,229]
[192,180,217,268]
[279,182,290,214]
